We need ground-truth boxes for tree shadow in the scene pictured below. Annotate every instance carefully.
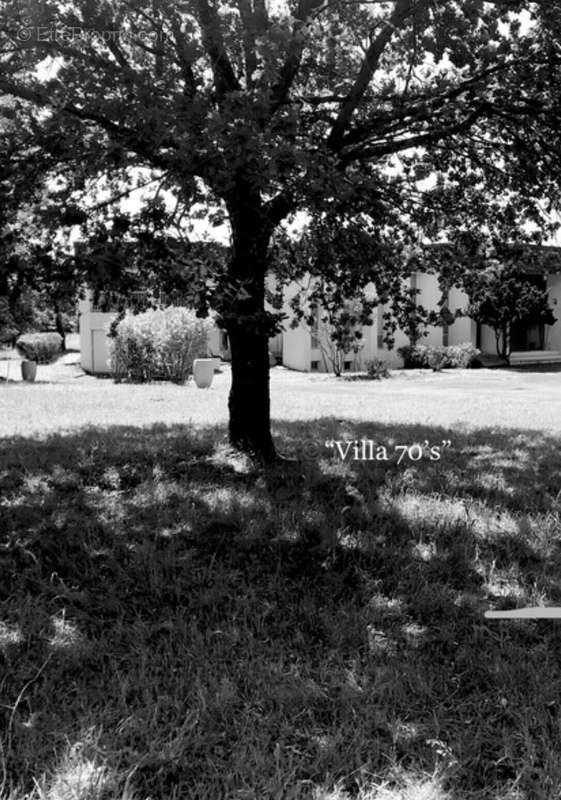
[1,419,561,798]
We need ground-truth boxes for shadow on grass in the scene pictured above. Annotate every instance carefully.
[1,419,561,799]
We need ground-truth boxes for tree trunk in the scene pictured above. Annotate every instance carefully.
[224,199,276,462]
[497,324,509,364]
[228,322,275,461]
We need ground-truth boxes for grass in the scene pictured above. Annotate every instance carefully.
[2,358,561,437]
[2,407,561,799]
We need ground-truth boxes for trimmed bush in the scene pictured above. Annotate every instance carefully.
[16,332,63,364]
[110,307,213,384]
[398,342,481,369]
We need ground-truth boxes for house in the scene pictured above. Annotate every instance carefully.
[281,244,561,371]
[79,244,561,375]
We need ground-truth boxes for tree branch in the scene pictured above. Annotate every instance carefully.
[327,0,421,150]
[193,0,241,99]
[266,191,297,227]
[170,15,198,99]
[236,0,258,84]
[340,58,519,149]
[268,0,327,116]
[341,104,492,162]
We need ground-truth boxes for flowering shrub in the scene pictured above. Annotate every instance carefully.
[110,307,213,383]
[16,332,63,363]
[398,342,481,369]
[444,343,481,368]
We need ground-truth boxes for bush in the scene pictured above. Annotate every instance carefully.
[427,346,448,372]
[444,343,481,368]
[342,358,391,381]
[111,307,213,383]
[16,332,63,363]
[397,344,427,368]
[365,358,390,379]
[398,342,481,370]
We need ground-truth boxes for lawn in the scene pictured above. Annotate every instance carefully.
[2,363,561,799]
[2,352,561,436]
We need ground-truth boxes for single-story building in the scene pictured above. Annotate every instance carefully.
[281,244,561,371]
[79,244,561,374]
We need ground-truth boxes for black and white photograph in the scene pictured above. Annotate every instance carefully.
[2,1,561,797]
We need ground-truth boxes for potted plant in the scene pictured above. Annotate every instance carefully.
[16,337,38,382]
[16,332,63,382]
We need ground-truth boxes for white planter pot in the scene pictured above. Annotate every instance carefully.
[193,358,215,388]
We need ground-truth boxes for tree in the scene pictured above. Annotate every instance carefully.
[0,108,84,346]
[2,1,561,458]
[463,261,557,363]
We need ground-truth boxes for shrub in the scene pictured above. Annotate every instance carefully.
[398,342,481,369]
[365,358,390,379]
[110,307,213,383]
[398,344,426,368]
[16,332,63,363]
[427,346,448,372]
[444,343,481,368]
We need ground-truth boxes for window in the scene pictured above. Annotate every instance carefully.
[311,360,320,371]
[343,361,352,371]
[442,326,449,347]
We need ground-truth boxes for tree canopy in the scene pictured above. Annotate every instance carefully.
[2,0,561,456]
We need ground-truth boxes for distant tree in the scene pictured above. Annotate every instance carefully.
[3,1,561,457]
[463,262,556,363]
[0,111,84,346]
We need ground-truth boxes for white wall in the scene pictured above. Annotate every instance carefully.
[280,278,312,371]
[79,305,115,374]
[447,286,475,345]
[283,323,311,371]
